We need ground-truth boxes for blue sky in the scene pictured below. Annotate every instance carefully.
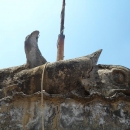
[0,0,130,69]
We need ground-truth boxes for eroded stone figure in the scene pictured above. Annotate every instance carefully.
[0,49,130,130]
[82,64,130,97]
[0,49,130,98]
[24,30,47,68]
[36,49,130,98]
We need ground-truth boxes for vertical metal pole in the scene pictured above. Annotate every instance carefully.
[60,0,65,35]
[57,0,65,61]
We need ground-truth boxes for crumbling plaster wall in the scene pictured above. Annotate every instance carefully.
[0,49,130,130]
[0,93,130,130]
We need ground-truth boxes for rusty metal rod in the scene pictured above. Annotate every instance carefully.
[57,0,65,61]
[60,0,65,35]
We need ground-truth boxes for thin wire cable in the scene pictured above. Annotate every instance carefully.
[41,62,48,130]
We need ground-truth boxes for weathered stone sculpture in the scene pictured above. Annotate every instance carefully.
[0,49,130,130]
[24,30,47,68]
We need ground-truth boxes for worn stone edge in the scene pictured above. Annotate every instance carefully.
[0,92,130,105]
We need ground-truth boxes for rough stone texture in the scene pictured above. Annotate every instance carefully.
[0,93,130,130]
[0,50,130,130]
[0,50,102,97]
[24,30,47,68]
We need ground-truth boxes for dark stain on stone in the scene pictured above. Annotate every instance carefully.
[114,110,121,118]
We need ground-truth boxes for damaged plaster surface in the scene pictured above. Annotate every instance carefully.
[0,93,130,130]
[0,50,130,130]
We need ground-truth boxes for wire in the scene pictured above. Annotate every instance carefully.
[41,62,49,130]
